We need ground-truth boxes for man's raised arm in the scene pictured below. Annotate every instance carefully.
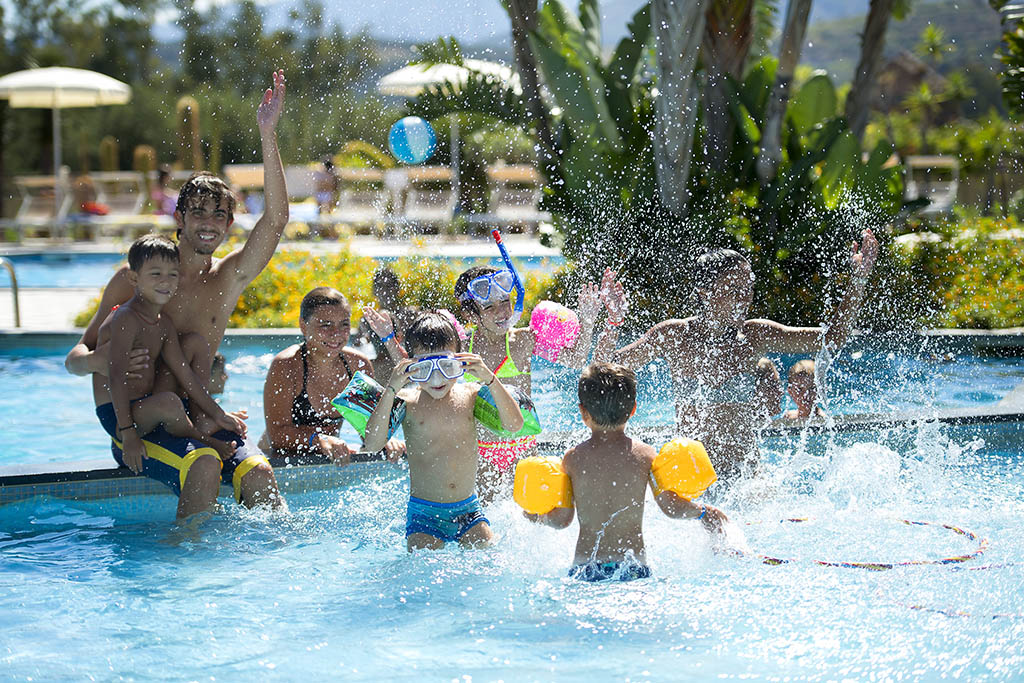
[227,69,288,285]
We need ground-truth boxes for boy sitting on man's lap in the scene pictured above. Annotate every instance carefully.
[95,236,246,493]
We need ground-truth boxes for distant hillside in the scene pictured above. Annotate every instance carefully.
[802,0,1003,112]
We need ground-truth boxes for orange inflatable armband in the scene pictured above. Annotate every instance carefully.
[650,438,717,500]
[513,456,574,515]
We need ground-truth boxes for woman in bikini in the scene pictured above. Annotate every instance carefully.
[261,287,381,462]
[595,230,878,481]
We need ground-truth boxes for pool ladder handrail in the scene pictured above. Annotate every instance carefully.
[0,256,21,327]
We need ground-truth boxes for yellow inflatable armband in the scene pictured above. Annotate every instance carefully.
[513,456,573,515]
[650,438,717,500]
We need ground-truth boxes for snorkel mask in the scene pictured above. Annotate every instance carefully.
[457,230,525,331]
[407,354,465,383]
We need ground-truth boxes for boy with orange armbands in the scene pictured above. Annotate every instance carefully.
[518,362,730,582]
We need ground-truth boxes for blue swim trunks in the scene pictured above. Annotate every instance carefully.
[568,561,652,582]
[96,402,269,503]
[405,494,489,542]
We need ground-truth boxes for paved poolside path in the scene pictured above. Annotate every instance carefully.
[0,235,559,331]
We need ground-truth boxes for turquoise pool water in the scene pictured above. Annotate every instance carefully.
[0,251,564,288]
[1,422,1022,679]
[0,339,1021,467]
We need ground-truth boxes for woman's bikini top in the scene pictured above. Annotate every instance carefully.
[676,371,759,407]
[291,342,352,428]
[464,327,528,382]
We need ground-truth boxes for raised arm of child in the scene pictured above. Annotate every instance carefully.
[159,319,245,436]
[362,306,408,360]
[559,276,603,369]
[592,270,629,364]
[364,358,412,453]
[459,353,524,433]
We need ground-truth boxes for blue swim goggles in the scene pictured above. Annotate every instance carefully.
[407,354,464,382]
[458,269,516,305]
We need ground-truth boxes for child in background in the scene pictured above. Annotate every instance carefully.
[783,359,826,421]
[526,362,729,582]
[364,312,524,551]
[95,235,246,477]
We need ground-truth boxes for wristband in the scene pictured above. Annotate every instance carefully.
[380,331,396,344]
[117,423,137,433]
[308,432,320,448]
[606,317,624,327]
[697,505,707,521]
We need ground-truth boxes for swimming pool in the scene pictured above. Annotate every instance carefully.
[0,337,1021,467]
[1,420,1021,679]
[0,250,565,288]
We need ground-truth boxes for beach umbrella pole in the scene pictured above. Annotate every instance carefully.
[52,105,62,220]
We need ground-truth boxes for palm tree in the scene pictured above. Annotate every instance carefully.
[757,0,814,185]
[652,0,710,215]
[845,0,913,144]
[702,0,757,167]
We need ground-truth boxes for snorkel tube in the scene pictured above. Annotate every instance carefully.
[492,229,525,328]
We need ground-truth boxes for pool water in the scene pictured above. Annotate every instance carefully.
[0,340,1021,467]
[1,422,1022,679]
[0,251,564,288]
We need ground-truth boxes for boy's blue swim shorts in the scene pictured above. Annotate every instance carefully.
[405,494,489,542]
[96,401,269,503]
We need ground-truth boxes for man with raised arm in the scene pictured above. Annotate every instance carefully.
[593,230,879,480]
[65,70,290,519]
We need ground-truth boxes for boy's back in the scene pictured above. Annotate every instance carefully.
[563,433,655,566]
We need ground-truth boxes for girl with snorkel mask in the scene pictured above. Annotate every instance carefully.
[452,233,619,504]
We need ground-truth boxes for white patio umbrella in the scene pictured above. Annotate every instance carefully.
[0,67,132,217]
[377,60,520,192]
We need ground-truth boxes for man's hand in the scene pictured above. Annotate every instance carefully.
[121,431,146,474]
[362,306,396,339]
[851,228,879,281]
[257,69,286,136]
[217,410,248,438]
[600,268,628,324]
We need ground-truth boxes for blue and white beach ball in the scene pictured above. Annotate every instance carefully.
[388,116,437,164]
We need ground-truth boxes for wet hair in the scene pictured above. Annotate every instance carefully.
[300,287,351,322]
[578,362,637,428]
[127,234,179,271]
[788,359,816,381]
[405,311,462,356]
[174,172,236,235]
[373,266,401,307]
[454,265,500,316]
[694,249,751,286]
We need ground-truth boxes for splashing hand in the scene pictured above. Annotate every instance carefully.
[257,69,286,135]
[851,228,879,280]
[362,306,395,339]
[600,268,628,323]
[576,281,602,322]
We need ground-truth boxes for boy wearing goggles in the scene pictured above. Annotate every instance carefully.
[454,265,620,503]
[363,312,524,551]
